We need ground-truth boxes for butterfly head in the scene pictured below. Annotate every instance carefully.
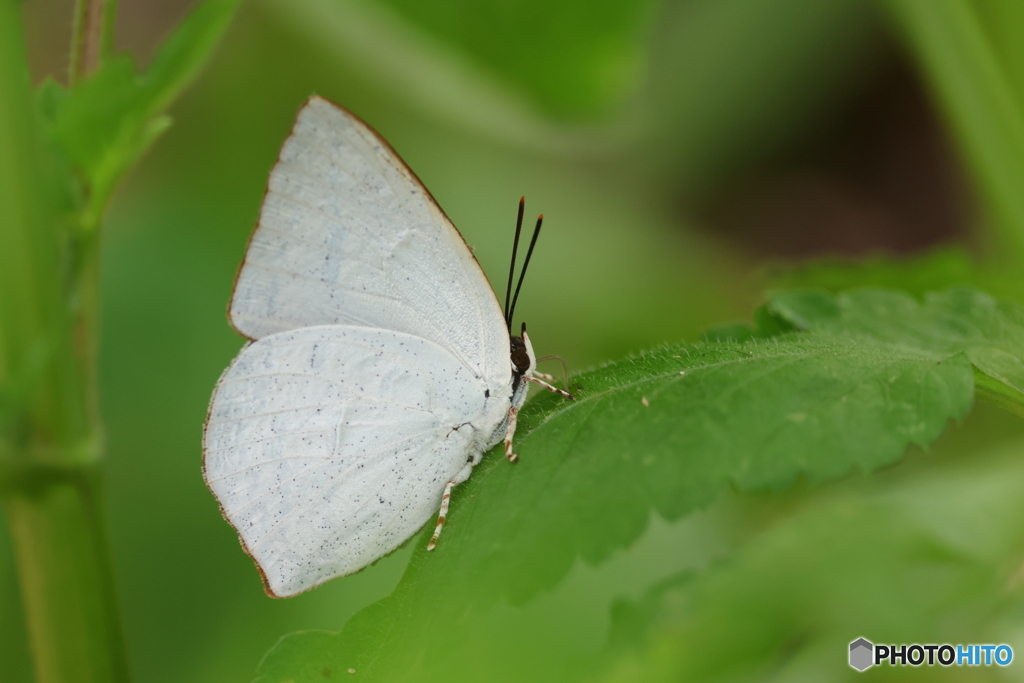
[510,322,536,377]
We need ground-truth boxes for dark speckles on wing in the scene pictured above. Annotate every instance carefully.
[204,322,505,596]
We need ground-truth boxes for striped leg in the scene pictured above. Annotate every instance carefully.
[504,406,520,463]
[525,375,575,400]
[533,371,557,382]
[427,477,458,550]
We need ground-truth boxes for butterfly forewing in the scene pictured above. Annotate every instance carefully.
[229,97,510,387]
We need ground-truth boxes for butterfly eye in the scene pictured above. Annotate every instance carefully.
[510,336,531,374]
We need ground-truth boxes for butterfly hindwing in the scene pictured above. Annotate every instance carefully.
[203,325,490,597]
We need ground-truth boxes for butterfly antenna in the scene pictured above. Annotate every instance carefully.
[504,197,526,330]
[537,354,571,391]
[507,214,543,329]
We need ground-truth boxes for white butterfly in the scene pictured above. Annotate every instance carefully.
[203,96,572,598]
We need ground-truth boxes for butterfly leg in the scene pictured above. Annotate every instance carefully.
[533,371,557,382]
[504,406,520,463]
[502,377,574,464]
[428,460,472,550]
[427,479,456,550]
[524,375,575,400]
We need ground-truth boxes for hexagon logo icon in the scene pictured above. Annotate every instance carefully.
[849,638,874,671]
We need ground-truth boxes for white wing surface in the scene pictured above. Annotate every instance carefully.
[230,96,510,388]
[203,325,488,597]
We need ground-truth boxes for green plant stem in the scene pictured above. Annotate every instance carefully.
[1,3,129,682]
[69,0,118,84]
[101,0,118,61]
[3,465,130,683]
[69,0,86,83]
[880,0,1024,265]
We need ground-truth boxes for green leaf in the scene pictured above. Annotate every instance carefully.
[880,0,1024,265]
[248,286,1024,680]
[365,0,655,118]
[40,0,242,232]
[254,330,973,681]
[597,441,1024,682]
[765,248,983,297]
[137,0,243,115]
[768,287,1024,410]
[974,0,1024,112]
[702,301,799,342]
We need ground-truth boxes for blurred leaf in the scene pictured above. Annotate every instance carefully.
[598,441,1024,682]
[366,0,655,118]
[140,0,244,114]
[254,299,985,680]
[974,0,1024,111]
[703,300,800,342]
[643,0,886,193]
[769,287,1024,410]
[39,0,242,232]
[766,248,985,300]
[881,0,1024,265]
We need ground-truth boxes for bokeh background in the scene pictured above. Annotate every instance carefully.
[4,0,1010,681]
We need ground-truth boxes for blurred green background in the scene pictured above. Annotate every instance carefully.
[6,0,1021,681]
